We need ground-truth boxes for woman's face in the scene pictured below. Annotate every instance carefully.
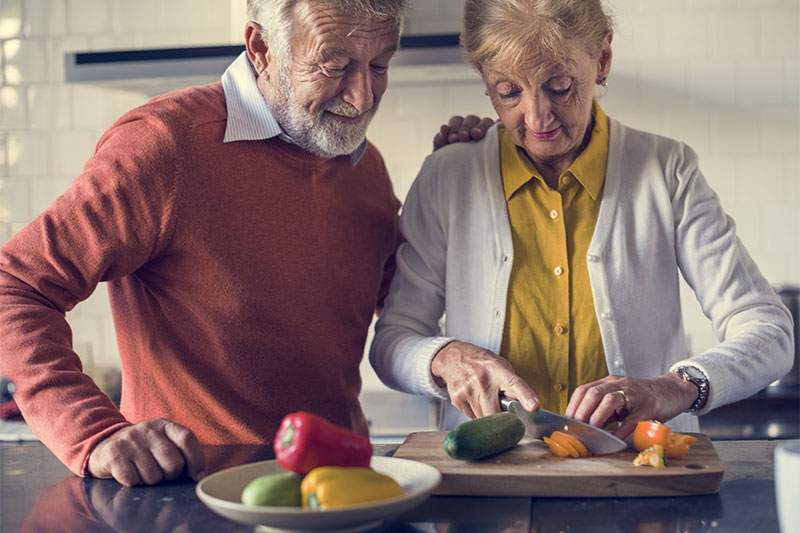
[483,35,611,174]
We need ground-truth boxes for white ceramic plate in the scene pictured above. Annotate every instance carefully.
[196,456,441,532]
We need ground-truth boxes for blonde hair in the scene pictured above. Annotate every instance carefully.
[247,0,407,61]
[462,0,613,73]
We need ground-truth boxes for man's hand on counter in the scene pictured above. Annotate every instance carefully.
[87,418,206,486]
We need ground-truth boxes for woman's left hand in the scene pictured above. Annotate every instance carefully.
[564,373,699,439]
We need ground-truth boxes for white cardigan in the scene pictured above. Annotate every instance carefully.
[369,120,794,433]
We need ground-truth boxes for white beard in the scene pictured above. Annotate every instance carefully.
[268,65,374,158]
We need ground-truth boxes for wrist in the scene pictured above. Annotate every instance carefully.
[672,366,709,413]
[431,341,461,388]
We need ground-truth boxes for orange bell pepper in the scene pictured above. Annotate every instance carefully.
[633,420,697,459]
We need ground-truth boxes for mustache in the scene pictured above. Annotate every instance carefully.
[320,98,369,118]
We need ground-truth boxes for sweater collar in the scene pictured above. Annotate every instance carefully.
[221,52,366,165]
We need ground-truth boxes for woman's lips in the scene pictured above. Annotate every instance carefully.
[531,126,561,139]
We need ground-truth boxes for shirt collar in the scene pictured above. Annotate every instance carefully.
[221,51,366,165]
[501,100,609,201]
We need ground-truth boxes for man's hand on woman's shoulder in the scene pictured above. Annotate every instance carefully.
[433,115,497,151]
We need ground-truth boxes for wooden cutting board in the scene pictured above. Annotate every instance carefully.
[393,431,725,498]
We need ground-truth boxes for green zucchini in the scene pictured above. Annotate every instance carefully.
[241,471,303,507]
[443,411,525,460]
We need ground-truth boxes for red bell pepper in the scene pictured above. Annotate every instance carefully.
[273,412,373,475]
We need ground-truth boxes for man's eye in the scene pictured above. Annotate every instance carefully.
[371,64,388,73]
[324,65,348,75]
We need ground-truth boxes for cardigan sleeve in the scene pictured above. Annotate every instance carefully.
[667,142,794,414]
[369,156,453,399]
[0,109,186,475]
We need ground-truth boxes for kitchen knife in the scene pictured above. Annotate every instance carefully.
[500,396,627,454]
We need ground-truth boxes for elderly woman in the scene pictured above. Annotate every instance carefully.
[370,0,794,437]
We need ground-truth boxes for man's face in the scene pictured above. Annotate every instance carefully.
[264,2,400,158]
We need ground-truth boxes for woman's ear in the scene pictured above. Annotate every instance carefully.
[597,31,613,82]
[245,21,269,75]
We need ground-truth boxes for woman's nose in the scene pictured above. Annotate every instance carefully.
[523,92,554,131]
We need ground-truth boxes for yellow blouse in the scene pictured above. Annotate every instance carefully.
[499,102,610,414]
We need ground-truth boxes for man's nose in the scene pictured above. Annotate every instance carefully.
[341,68,374,112]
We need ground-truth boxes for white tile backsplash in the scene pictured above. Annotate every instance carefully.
[0,0,796,386]
[24,0,67,38]
[0,0,22,40]
[68,0,112,35]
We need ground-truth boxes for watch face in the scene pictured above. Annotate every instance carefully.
[683,366,705,381]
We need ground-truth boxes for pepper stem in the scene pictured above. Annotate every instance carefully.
[308,493,320,510]
[280,423,295,449]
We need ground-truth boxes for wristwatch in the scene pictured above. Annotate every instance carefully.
[673,366,709,413]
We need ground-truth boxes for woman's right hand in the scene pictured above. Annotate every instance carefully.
[431,341,539,419]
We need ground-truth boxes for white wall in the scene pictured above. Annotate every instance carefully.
[0,1,797,393]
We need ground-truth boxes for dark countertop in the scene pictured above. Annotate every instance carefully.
[0,439,786,532]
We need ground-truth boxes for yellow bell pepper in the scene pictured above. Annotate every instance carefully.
[301,466,404,510]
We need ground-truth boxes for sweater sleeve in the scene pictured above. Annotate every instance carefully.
[0,108,186,474]
[369,156,453,399]
[668,142,794,414]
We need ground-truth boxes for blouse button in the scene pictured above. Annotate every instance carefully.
[549,209,559,220]
[587,254,599,262]
[554,266,563,276]
[601,312,612,320]
[553,382,565,392]
[554,324,566,335]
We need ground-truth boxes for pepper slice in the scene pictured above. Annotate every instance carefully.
[633,444,667,468]
[301,466,404,510]
[666,432,698,458]
[273,412,372,475]
[544,431,591,458]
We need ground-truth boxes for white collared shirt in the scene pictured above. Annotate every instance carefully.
[220,51,366,165]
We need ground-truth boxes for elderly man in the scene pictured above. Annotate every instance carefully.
[0,0,412,487]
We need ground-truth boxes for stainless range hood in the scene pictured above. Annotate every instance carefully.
[64,34,471,94]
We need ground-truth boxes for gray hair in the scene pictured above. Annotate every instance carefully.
[462,0,614,73]
[247,0,408,62]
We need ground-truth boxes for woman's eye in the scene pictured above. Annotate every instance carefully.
[498,90,521,99]
[549,86,571,96]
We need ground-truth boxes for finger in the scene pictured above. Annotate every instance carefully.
[569,384,607,423]
[503,375,539,412]
[457,115,481,141]
[613,417,639,440]
[433,124,451,150]
[110,459,142,487]
[565,384,591,419]
[588,392,624,428]
[476,389,500,418]
[150,439,187,481]
[131,450,165,485]
[460,115,481,131]
[451,396,477,420]
[470,117,496,139]
[447,115,465,129]
[164,422,206,482]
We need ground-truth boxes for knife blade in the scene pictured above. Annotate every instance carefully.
[500,396,627,454]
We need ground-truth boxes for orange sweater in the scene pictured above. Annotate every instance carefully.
[0,82,401,475]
